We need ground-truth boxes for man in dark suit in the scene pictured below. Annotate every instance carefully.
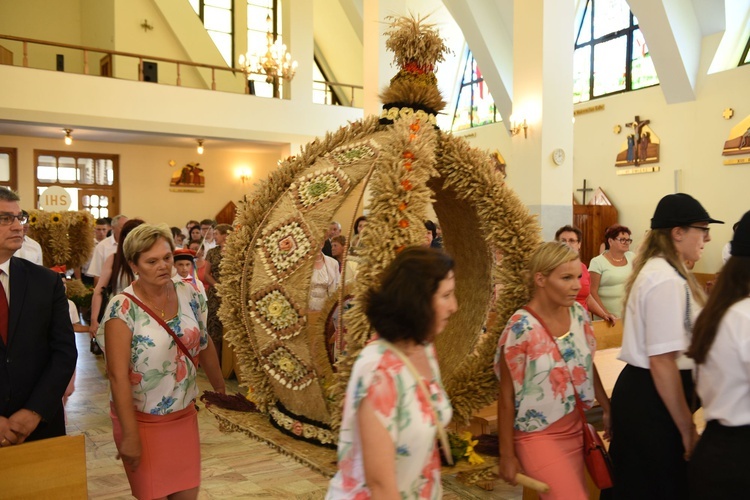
[0,188,77,446]
[322,221,341,257]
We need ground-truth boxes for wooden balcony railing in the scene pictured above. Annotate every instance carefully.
[0,34,363,107]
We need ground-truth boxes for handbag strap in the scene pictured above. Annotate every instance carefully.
[521,306,588,424]
[122,291,198,368]
[372,339,454,465]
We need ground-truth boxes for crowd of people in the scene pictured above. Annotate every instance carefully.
[4,184,750,499]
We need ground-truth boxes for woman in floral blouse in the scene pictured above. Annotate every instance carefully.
[98,224,225,500]
[495,242,610,499]
[327,246,457,499]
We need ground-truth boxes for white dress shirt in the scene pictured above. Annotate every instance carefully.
[14,235,43,265]
[86,235,117,277]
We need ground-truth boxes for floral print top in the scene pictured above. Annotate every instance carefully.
[326,341,452,499]
[97,281,209,415]
[494,304,597,432]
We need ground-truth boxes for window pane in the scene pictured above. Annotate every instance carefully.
[0,153,9,182]
[593,36,627,96]
[77,158,95,184]
[37,155,57,183]
[208,31,232,66]
[63,187,79,210]
[205,0,231,8]
[188,0,199,15]
[593,0,630,39]
[58,157,77,184]
[452,85,473,131]
[91,207,100,219]
[91,194,100,207]
[631,29,659,89]
[96,159,113,185]
[251,79,275,98]
[573,46,592,103]
[100,207,108,218]
[576,1,592,45]
[100,195,109,207]
[248,6,271,31]
[81,195,90,207]
[247,30,268,58]
[204,6,231,32]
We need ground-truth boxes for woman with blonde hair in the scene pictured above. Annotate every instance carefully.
[608,193,723,499]
[686,210,750,498]
[496,242,610,499]
[97,223,225,499]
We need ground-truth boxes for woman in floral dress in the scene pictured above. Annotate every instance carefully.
[98,224,225,500]
[327,246,457,499]
[495,242,610,499]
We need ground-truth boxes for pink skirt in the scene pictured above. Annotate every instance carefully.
[514,411,587,500]
[111,403,200,499]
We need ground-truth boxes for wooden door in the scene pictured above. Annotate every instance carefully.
[574,205,618,267]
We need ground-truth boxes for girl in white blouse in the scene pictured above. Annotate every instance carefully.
[687,209,750,498]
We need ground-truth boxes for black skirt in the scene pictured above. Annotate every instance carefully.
[689,420,750,499]
[605,364,695,500]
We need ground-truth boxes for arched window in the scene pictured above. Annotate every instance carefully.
[450,48,498,131]
[574,0,659,103]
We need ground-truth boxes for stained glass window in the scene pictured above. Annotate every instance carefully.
[574,0,659,103]
[246,0,285,98]
[450,49,498,131]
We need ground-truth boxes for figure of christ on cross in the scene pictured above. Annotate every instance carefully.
[625,115,650,165]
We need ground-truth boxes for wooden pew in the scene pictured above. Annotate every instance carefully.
[0,434,87,499]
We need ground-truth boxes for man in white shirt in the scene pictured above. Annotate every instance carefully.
[200,218,217,251]
[14,213,43,265]
[87,214,127,286]
[79,217,110,285]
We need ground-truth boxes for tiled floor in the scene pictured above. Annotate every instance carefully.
[68,333,520,499]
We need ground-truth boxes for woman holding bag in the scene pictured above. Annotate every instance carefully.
[326,246,457,499]
[495,242,611,499]
[97,224,225,500]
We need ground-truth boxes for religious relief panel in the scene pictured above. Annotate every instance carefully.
[169,161,205,192]
[615,115,660,167]
[722,114,750,165]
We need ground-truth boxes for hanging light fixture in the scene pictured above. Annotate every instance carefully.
[238,15,298,86]
[196,139,204,155]
[63,128,73,146]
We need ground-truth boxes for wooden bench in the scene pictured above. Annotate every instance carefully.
[0,434,87,499]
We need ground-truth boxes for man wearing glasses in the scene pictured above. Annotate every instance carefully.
[0,188,77,447]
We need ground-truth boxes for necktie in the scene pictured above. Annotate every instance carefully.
[0,277,8,345]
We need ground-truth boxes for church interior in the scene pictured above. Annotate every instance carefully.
[1,0,750,498]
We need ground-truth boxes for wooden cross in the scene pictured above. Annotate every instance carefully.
[576,179,594,204]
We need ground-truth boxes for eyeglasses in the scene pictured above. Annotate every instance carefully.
[0,213,28,226]
[616,238,633,244]
[687,225,710,235]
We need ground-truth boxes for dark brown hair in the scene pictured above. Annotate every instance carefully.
[604,224,631,250]
[688,256,750,364]
[366,246,454,343]
[112,219,145,287]
[555,225,582,242]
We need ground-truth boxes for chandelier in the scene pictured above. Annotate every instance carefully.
[239,15,298,85]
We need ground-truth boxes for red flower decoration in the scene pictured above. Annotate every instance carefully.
[398,219,409,228]
[409,134,417,141]
[403,151,414,159]
[410,123,420,132]
[401,179,413,191]
[404,161,413,171]
[398,201,408,211]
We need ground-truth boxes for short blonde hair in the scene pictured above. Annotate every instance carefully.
[124,223,174,264]
[528,241,579,290]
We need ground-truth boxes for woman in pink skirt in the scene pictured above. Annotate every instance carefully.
[495,242,611,499]
[98,224,225,499]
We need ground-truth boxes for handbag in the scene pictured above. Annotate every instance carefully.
[522,306,614,490]
[372,339,453,465]
[121,291,198,368]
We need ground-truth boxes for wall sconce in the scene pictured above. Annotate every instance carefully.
[238,167,252,185]
[509,117,528,139]
[196,139,204,155]
[63,128,73,146]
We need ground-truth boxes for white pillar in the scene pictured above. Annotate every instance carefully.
[512,0,575,240]
[285,0,313,103]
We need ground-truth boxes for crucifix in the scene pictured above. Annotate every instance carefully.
[625,115,650,165]
[576,179,594,204]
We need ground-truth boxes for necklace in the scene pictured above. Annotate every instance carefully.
[608,253,625,263]
[137,282,170,317]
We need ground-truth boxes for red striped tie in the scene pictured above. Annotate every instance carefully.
[0,278,8,345]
